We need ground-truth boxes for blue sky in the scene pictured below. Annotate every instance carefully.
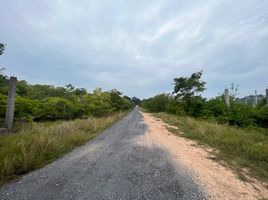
[0,0,267,99]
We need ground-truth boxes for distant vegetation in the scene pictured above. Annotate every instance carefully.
[142,71,268,182]
[142,71,268,128]
[0,74,140,123]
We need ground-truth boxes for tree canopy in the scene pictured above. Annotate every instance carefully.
[0,43,5,55]
[173,71,206,100]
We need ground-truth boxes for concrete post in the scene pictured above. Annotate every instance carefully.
[266,88,268,105]
[253,90,257,107]
[224,89,230,108]
[4,76,17,130]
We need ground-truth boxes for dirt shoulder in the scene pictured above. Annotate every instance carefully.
[142,111,268,200]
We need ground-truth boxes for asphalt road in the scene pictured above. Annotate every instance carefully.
[0,108,205,200]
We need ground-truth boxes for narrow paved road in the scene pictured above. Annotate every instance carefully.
[0,108,205,200]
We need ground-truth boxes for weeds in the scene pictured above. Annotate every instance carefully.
[0,112,126,186]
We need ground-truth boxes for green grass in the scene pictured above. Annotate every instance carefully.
[153,112,268,183]
[0,112,127,186]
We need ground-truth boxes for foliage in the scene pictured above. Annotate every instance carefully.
[131,96,141,105]
[15,96,41,121]
[0,75,134,122]
[0,94,7,118]
[0,112,126,185]
[165,98,185,116]
[40,97,75,120]
[80,89,113,117]
[256,105,268,128]
[0,43,4,55]
[173,70,206,101]
[142,71,268,129]
[141,93,171,112]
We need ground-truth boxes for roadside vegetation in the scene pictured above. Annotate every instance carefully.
[0,44,141,186]
[0,74,139,122]
[141,71,268,183]
[0,112,126,186]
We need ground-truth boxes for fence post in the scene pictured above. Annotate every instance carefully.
[4,76,17,131]
[224,89,230,108]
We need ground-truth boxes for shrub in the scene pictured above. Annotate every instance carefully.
[0,94,7,118]
[15,97,41,121]
[166,99,185,116]
[228,102,256,127]
[40,97,75,120]
[256,105,268,128]
[142,93,171,112]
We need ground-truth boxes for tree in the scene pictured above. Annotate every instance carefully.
[142,93,171,112]
[0,43,5,55]
[74,88,87,96]
[173,71,206,100]
[109,89,123,111]
[131,97,141,105]
[65,84,75,91]
[173,71,206,115]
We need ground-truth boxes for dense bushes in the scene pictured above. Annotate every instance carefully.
[0,75,136,122]
[142,94,171,112]
[141,71,268,128]
[142,93,268,128]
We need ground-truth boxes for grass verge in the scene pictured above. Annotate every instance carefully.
[153,112,268,184]
[0,112,127,186]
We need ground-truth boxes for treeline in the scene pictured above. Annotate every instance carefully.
[0,75,139,121]
[141,71,268,128]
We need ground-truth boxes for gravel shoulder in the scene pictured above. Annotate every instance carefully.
[142,112,268,200]
[0,108,205,200]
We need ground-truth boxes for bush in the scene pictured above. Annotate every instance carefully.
[256,105,268,128]
[228,103,256,127]
[0,94,7,118]
[40,97,75,120]
[166,99,185,116]
[15,97,41,121]
[185,96,205,117]
[142,93,171,112]
[80,89,113,117]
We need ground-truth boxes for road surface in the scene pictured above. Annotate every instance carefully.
[0,108,205,200]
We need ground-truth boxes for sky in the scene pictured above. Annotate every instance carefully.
[0,0,268,99]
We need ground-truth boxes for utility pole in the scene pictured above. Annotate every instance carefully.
[4,76,17,131]
[224,89,230,108]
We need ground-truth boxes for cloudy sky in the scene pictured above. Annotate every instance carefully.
[0,0,267,98]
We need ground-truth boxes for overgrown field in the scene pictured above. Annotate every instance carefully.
[0,112,126,186]
[153,112,268,183]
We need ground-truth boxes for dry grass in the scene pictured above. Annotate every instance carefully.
[0,112,126,186]
[153,112,268,183]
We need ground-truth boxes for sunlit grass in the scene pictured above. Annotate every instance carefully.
[0,112,126,186]
[154,112,268,183]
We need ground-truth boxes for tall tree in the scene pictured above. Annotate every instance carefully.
[173,71,206,100]
[173,71,206,114]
